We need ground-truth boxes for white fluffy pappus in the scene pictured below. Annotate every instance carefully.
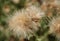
[49,16,60,40]
[54,0,60,6]
[7,5,45,39]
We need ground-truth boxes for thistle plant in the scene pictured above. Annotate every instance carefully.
[0,0,60,41]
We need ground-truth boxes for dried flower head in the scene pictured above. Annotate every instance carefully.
[2,5,10,13]
[54,0,60,6]
[8,5,45,39]
[49,16,60,40]
[11,0,20,4]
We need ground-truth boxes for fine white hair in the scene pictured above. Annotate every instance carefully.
[49,16,60,40]
[7,5,45,39]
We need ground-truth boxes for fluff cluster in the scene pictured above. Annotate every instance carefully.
[49,16,60,40]
[8,5,45,39]
[54,0,60,6]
